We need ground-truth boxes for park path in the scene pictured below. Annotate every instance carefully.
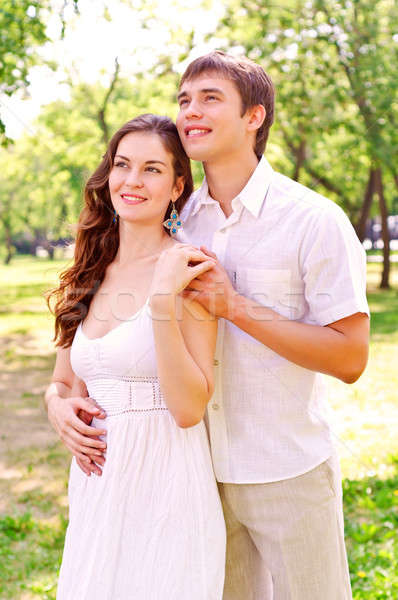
[0,330,68,517]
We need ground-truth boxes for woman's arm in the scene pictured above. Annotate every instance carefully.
[151,296,217,427]
[149,244,217,427]
[45,346,107,472]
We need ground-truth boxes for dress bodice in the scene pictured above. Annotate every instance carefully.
[70,301,167,416]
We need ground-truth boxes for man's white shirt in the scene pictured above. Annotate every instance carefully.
[177,157,369,484]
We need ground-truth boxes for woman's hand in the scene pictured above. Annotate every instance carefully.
[150,244,216,310]
[47,394,107,476]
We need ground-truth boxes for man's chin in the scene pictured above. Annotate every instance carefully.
[183,147,213,162]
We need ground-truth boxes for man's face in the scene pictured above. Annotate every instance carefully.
[176,73,252,163]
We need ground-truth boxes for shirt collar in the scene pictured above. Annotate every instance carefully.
[191,156,273,219]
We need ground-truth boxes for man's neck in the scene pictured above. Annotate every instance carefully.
[203,152,260,217]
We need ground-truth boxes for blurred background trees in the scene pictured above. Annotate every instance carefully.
[0,0,397,287]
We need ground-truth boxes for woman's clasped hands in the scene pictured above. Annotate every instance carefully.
[149,243,217,313]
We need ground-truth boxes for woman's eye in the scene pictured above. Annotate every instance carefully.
[114,161,127,168]
[146,167,161,173]
[179,99,188,107]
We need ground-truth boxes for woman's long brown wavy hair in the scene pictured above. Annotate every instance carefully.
[47,114,194,348]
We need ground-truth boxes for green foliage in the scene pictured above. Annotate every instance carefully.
[0,1,48,93]
[218,0,397,213]
[0,512,67,599]
[0,1,82,144]
[344,467,398,598]
[0,1,49,144]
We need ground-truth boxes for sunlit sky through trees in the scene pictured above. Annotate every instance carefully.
[1,0,225,139]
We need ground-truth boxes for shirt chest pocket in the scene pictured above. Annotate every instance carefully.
[237,268,293,319]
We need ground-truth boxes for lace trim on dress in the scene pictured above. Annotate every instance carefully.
[84,375,168,416]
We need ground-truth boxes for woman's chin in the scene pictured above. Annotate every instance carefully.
[117,213,164,229]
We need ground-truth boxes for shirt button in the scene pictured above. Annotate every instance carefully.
[213,359,219,366]
[212,403,219,410]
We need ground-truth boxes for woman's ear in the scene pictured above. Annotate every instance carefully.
[172,176,185,202]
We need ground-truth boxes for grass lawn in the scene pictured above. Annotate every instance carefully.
[0,255,397,599]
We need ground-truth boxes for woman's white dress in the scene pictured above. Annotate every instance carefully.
[56,300,226,600]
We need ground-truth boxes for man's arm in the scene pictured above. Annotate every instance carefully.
[183,252,369,384]
[232,294,369,383]
[45,346,107,475]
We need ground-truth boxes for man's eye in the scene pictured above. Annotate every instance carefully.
[206,95,217,101]
[179,99,188,106]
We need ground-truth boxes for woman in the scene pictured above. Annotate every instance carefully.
[46,114,226,599]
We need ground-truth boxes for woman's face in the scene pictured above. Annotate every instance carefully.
[109,131,183,226]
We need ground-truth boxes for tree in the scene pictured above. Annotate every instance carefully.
[0,0,80,145]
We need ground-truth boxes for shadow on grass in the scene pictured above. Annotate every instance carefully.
[344,457,398,598]
[0,443,69,598]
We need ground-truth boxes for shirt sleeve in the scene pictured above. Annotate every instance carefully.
[300,205,370,326]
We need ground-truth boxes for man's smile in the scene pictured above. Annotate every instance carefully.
[184,125,212,138]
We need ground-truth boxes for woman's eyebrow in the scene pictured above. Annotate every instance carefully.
[114,156,166,166]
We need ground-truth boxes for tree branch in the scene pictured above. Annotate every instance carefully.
[98,57,120,147]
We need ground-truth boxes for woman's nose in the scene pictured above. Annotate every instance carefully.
[125,169,144,187]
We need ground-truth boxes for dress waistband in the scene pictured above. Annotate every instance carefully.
[84,375,168,416]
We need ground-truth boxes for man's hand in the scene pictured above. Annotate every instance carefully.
[47,394,107,476]
[181,246,237,319]
[75,404,106,477]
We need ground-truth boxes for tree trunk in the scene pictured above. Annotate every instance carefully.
[42,238,55,260]
[4,222,13,265]
[355,168,375,243]
[373,168,390,289]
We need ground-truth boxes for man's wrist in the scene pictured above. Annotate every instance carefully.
[224,293,247,323]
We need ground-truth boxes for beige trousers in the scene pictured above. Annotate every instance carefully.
[219,453,352,600]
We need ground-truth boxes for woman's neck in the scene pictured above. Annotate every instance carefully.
[114,221,172,267]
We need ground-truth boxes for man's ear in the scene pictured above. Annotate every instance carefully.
[246,104,266,133]
[172,176,185,202]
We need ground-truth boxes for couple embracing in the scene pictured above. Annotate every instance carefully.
[46,51,369,599]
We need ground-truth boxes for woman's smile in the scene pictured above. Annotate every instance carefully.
[120,193,147,205]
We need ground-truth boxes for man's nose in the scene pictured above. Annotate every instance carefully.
[185,99,202,119]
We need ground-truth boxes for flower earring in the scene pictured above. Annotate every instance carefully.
[163,201,182,235]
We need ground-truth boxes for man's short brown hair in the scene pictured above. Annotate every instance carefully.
[179,50,275,158]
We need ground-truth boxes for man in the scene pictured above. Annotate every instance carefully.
[173,50,369,599]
